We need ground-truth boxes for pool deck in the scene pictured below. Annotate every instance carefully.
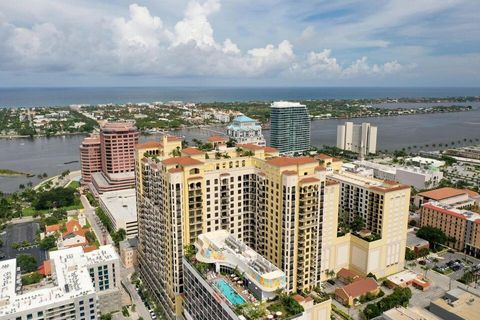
[207,273,258,306]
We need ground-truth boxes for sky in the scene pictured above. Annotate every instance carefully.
[0,0,479,87]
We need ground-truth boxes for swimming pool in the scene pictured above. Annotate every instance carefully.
[214,279,246,305]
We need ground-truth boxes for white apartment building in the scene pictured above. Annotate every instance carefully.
[0,245,120,320]
[337,122,377,156]
[351,160,443,190]
[99,188,138,238]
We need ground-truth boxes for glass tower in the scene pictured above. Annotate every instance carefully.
[270,101,311,154]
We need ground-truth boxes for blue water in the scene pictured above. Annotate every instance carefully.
[214,279,246,305]
[0,87,479,108]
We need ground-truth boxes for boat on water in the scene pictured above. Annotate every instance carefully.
[64,160,79,165]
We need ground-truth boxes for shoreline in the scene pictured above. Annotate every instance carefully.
[0,108,472,140]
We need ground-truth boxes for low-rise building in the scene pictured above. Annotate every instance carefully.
[383,307,440,320]
[335,278,379,306]
[119,238,138,269]
[386,270,430,291]
[99,188,138,238]
[352,160,443,190]
[0,245,120,319]
[406,232,430,254]
[415,187,479,208]
[429,288,480,320]
[336,268,362,284]
[405,156,445,168]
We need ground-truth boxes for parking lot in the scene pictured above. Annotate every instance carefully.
[0,221,47,266]
[418,250,480,283]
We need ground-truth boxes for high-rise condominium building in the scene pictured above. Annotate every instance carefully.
[270,101,311,154]
[325,172,410,278]
[135,137,335,319]
[135,136,409,319]
[226,115,266,146]
[336,122,377,156]
[80,121,139,196]
[0,245,120,320]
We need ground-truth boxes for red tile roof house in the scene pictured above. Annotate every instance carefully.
[337,268,362,284]
[56,219,92,250]
[335,278,380,306]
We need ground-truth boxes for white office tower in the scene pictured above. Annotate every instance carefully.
[337,122,377,156]
[0,245,120,320]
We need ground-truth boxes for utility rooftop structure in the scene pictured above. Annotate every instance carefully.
[270,101,310,154]
[0,245,120,320]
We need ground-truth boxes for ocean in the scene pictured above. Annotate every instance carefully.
[0,86,479,108]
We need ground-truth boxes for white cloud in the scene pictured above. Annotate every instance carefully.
[0,0,409,81]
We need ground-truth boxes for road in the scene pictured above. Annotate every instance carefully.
[121,269,152,320]
[80,195,112,245]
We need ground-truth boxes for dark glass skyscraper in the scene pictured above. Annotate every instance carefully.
[270,101,311,154]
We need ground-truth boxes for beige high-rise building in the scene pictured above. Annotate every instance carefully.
[324,172,410,278]
[135,137,410,319]
[337,122,377,156]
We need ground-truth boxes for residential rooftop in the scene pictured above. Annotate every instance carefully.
[423,202,480,223]
[0,245,117,317]
[330,171,409,192]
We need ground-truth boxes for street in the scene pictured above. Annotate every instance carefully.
[80,194,112,245]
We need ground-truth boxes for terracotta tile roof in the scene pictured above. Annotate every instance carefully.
[462,189,479,198]
[46,224,60,233]
[315,165,326,171]
[300,177,320,184]
[167,135,182,141]
[168,167,183,173]
[182,147,204,155]
[266,156,317,167]
[293,294,305,303]
[332,157,342,162]
[83,245,98,253]
[263,146,278,153]
[38,260,52,276]
[418,187,470,200]
[208,135,227,142]
[422,203,467,220]
[238,143,263,150]
[135,141,162,149]
[326,180,340,186]
[162,156,203,166]
[316,153,332,160]
[282,170,298,176]
[369,184,410,193]
[341,278,378,298]
[337,268,362,281]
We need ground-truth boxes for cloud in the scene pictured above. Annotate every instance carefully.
[0,0,412,82]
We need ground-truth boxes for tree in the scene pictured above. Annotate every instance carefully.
[16,254,37,273]
[351,215,365,232]
[99,314,112,320]
[39,235,57,250]
[22,272,43,285]
[405,248,416,261]
[416,226,448,249]
[112,228,127,245]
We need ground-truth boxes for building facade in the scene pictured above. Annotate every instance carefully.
[99,188,138,238]
[324,172,410,278]
[226,115,266,146]
[420,202,480,256]
[336,122,377,156]
[80,135,102,185]
[136,138,335,319]
[80,122,139,196]
[270,101,311,154]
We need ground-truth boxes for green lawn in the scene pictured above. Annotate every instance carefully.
[21,196,83,217]
[66,180,80,190]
